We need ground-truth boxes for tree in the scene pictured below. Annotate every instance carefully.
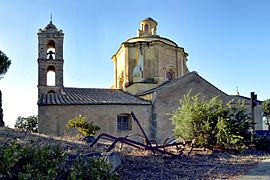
[0,91,3,127]
[263,99,270,130]
[0,50,11,127]
[0,50,11,79]
[66,115,100,137]
[14,115,38,133]
[171,93,251,150]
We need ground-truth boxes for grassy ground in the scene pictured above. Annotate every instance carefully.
[1,127,269,179]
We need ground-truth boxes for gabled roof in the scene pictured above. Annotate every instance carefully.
[38,88,151,106]
[136,71,228,97]
[230,95,262,104]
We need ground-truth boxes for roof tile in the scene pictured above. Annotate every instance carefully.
[38,88,151,105]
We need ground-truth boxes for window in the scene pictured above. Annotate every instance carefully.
[166,67,176,81]
[117,114,132,131]
[47,65,55,86]
[166,72,173,81]
[144,24,149,33]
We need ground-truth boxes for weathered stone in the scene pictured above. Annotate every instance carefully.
[102,152,121,171]
[67,151,121,171]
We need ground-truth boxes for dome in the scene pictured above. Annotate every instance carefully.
[126,36,178,47]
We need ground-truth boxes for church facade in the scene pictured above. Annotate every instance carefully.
[37,18,263,143]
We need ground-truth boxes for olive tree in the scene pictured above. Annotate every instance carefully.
[171,93,251,150]
[14,115,38,133]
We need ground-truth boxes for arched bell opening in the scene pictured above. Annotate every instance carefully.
[47,65,56,86]
[47,40,55,59]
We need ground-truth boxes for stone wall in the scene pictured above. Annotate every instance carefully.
[38,104,152,141]
[141,72,263,143]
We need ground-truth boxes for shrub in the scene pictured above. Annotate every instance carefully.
[171,93,252,151]
[0,142,66,179]
[14,115,38,133]
[0,142,119,179]
[66,115,100,137]
[263,99,270,130]
[68,156,118,180]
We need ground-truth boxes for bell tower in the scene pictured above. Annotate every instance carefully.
[37,20,64,96]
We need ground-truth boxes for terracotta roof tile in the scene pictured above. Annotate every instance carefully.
[38,88,151,105]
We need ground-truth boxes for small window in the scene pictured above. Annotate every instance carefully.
[144,24,149,33]
[166,72,173,81]
[166,68,176,81]
[117,114,132,131]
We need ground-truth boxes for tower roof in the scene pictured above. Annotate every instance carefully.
[44,21,58,31]
[38,20,63,34]
[141,17,158,25]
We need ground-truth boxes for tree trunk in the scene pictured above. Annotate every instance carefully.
[0,90,5,127]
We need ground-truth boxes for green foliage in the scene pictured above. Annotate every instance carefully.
[0,50,11,79]
[67,115,100,137]
[14,115,38,133]
[171,93,251,150]
[68,156,119,180]
[0,142,66,179]
[263,99,270,117]
[263,99,270,130]
[0,142,119,179]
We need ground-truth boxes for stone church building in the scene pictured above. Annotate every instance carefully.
[38,18,263,143]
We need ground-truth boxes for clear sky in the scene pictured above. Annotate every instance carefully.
[0,0,270,127]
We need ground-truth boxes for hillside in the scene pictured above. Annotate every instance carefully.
[0,127,269,179]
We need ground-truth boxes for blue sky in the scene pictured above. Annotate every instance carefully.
[0,0,270,127]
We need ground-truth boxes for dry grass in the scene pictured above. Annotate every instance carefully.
[0,127,92,154]
[1,127,269,179]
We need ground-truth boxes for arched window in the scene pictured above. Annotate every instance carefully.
[47,40,55,59]
[166,67,176,81]
[144,24,149,33]
[47,65,55,86]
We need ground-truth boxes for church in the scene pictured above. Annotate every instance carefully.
[37,18,263,143]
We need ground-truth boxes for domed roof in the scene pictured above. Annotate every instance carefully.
[126,36,178,47]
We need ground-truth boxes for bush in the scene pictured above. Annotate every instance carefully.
[66,115,100,137]
[171,93,252,151]
[68,156,118,179]
[0,142,119,179]
[14,115,38,133]
[254,131,270,151]
[0,142,66,179]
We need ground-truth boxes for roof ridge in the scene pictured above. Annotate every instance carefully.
[136,71,229,97]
